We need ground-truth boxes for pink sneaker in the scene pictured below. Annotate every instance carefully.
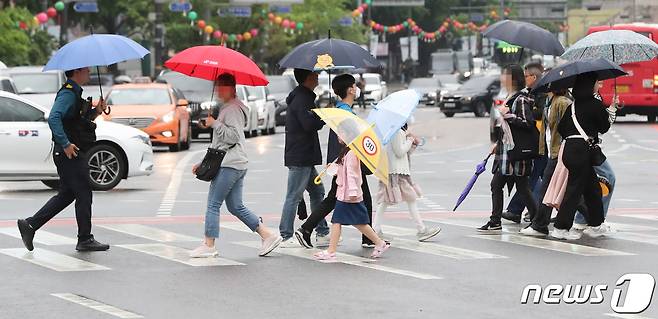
[370,242,391,258]
[313,250,337,261]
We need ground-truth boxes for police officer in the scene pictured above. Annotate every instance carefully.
[17,67,110,252]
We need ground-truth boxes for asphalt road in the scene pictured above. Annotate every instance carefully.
[1,105,657,319]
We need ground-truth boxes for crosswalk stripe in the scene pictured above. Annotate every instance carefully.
[604,312,655,319]
[612,232,658,246]
[233,241,441,280]
[381,225,507,260]
[0,227,77,245]
[0,248,110,271]
[97,224,198,243]
[470,234,634,256]
[51,293,143,318]
[621,214,658,222]
[116,243,244,267]
[606,222,658,232]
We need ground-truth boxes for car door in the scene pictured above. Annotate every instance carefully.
[0,96,54,177]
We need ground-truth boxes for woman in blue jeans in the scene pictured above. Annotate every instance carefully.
[190,73,282,258]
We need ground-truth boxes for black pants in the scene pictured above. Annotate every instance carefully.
[357,94,366,108]
[27,152,93,241]
[301,173,373,243]
[554,140,604,230]
[489,173,537,224]
[530,158,558,232]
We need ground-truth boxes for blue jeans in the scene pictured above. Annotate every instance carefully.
[279,166,328,239]
[205,167,260,238]
[506,155,548,215]
[574,160,615,224]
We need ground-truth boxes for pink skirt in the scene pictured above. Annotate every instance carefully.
[377,174,422,205]
[543,143,569,209]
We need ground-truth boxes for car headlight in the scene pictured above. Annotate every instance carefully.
[428,92,437,98]
[132,135,151,146]
[462,96,472,102]
[200,101,218,110]
[162,111,175,123]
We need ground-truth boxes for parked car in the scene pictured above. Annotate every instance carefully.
[409,77,440,105]
[0,76,18,94]
[233,85,260,138]
[245,85,276,135]
[103,83,192,152]
[0,66,66,109]
[438,74,500,118]
[0,91,154,191]
[433,73,462,99]
[267,75,296,126]
[362,73,387,103]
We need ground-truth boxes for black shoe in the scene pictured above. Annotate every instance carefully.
[523,212,532,223]
[294,227,313,248]
[76,237,110,252]
[361,238,375,248]
[477,221,502,232]
[501,211,521,224]
[17,219,35,251]
[550,217,557,224]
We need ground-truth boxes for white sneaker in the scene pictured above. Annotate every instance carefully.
[259,234,283,256]
[583,224,615,238]
[572,223,587,231]
[189,243,219,258]
[278,238,299,248]
[417,226,441,242]
[551,228,582,240]
[519,226,547,237]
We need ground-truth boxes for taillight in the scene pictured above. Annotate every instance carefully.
[494,99,503,106]
[654,75,658,93]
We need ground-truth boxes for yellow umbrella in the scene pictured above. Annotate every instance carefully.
[313,108,389,185]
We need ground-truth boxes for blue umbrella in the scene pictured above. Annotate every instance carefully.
[366,89,420,144]
[453,153,493,211]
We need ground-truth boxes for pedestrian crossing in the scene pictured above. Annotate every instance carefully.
[0,216,657,276]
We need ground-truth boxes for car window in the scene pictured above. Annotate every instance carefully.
[245,86,265,100]
[461,76,496,90]
[11,73,60,94]
[107,88,172,105]
[0,96,44,122]
[364,76,380,85]
[1,79,15,93]
[267,77,293,94]
[236,86,247,101]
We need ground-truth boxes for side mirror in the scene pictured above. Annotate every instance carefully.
[247,95,258,102]
[177,99,189,107]
[267,94,276,102]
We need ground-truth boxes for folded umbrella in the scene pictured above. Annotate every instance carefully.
[366,89,420,144]
[453,153,493,211]
[483,20,564,56]
[532,58,627,93]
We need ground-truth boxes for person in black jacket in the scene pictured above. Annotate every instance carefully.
[278,68,330,246]
[551,72,611,240]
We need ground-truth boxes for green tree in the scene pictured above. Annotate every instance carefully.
[71,0,153,37]
[0,7,55,66]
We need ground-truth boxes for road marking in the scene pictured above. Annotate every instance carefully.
[117,243,244,267]
[234,241,441,280]
[51,293,143,318]
[118,199,147,203]
[621,214,658,221]
[604,313,654,319]
[157,149,205,217]
[612,232,658,246]
[97,224,198,242]
[0,227,77,245]
[605,222,658,232]
[413,171,437,174]
[0,248,110,271]
[616,198,641,202]
[381,225,507,260]
[471,234,634,256]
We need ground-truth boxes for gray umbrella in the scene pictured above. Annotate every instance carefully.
[483,20,565,56]
[561,30,658,64]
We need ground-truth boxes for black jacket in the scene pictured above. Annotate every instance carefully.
[558,96,610,140]
[284,85,325,167]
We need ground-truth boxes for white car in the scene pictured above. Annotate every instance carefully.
[0,91,154,191]
[236,85,260,138]
[244,86,276,135]
[0,66,67,109]
[361,73,388,103]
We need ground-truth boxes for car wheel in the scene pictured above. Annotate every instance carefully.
[648,114,656,123]
[169,129,182,152]
[268,127,276,135]
[181,124,191,150]
[444,112,455,118]
[251,129,258,137]
[191,130,199,139]
[87,144,126,191]
[474,101,487,118]
[244,130,251,138]
[41,180,60,190]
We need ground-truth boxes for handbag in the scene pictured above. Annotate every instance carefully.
[195,144,236,182]
[543,143,569,209]
[570,102,606,167]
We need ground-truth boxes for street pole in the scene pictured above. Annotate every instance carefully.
[154,0,165,73]
[500,0,504,20]
[59,1,68,46]
[467,0,472,54]
[407,7,411,61]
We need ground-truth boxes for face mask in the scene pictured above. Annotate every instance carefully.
[354,86,361,98]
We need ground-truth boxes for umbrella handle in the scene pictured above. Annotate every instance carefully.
[314,167,327,185]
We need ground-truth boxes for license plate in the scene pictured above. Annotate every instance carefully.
[616,85,629,93]
[444,102,456,108]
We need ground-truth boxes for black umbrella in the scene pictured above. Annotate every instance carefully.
[278,37,379,71]
[532,58,627,93]
[483,20,565,57]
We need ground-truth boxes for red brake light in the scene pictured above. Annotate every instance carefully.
[494,99,503,106]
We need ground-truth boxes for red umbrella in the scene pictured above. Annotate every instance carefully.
[164,45,268,86]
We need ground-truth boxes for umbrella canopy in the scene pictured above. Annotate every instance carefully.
[313,108,389,184]
[278,38,379,71]
[561,30,658,65]
[532,58,627,92]
[483,20,565,56]
[164,45,267,86]
[367,89,420,144]
[453,154,493,211]
[43,34,149,72]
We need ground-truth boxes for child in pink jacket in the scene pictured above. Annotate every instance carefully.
[313,145,390,261]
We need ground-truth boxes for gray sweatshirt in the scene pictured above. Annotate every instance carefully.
[209,98,249,170]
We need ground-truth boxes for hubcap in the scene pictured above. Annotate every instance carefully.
[88,150,119,186]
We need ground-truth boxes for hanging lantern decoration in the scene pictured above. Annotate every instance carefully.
[282,19,290,29]
[274,16,283,25]
[188,11,198,21]
[296,22,304,30]
[54,1,65,11]
[36,12,49,24]
[243,32,252,41]
[268,13,275,21]
[46,7,57,18]
[236,34,243,42]
[204,25,214,34]
[250,28,259,37]
[197,20,206,29]
[213,30,222,39]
